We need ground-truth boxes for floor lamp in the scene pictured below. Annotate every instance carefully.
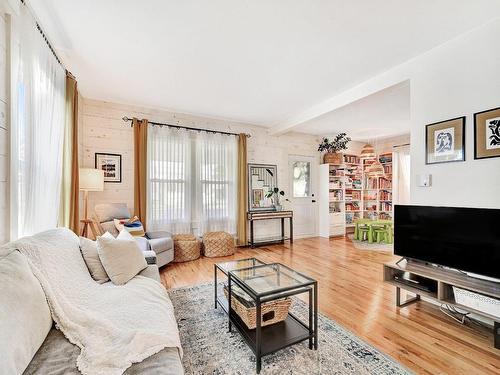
[79,168,104,239]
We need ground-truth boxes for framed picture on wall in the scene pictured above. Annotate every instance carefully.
[474,106,500,160]
[95,153,122,183]
[425,116,465,164]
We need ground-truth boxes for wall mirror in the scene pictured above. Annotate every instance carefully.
[248,163,277,211]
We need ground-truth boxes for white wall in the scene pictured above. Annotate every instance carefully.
[410,19,500,208]
[79,98,320,238]
[0,12,8,244]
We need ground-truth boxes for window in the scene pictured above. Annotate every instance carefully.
[292,161,311,197]
[147,127,237,235]
[12,6,66,238]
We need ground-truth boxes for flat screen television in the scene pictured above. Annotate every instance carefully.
[394,205,500,280]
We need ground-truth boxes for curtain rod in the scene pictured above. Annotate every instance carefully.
[122,116,251,137]
[393,143,410,148]
[20,0,70,74]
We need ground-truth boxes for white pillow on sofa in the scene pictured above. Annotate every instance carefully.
[0,250,53,375]
[97,231,147,285]
[79,232,114,284]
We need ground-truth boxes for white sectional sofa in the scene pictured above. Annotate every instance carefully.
[0,229,183,375]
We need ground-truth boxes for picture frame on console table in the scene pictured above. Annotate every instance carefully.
[474,106,500,160]
[95,153,122,183]
[425,116,465,165]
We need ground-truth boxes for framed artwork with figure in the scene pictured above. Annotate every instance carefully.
[425,116,465,165]
[474,106,500,160]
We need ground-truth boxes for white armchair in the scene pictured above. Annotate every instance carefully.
[93,203,174,267]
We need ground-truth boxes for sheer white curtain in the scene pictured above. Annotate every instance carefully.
[146,126,238,235]
[13,6,66,238]
[393,145,411,205]
[195,132,237,235]
[147,126,192,233]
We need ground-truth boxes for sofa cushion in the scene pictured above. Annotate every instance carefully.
[0,250,53,375]
[97,232,148,285]
[94,203,131,223]
[79,235,113,284]
[24,328,184,375]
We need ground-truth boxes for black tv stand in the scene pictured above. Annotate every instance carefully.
[384,260,500,350]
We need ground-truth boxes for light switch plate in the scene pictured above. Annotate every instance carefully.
[417,174,432,187]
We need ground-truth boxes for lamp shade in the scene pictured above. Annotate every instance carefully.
[79,168,104,191]
[360,143,375,159]
[368,161,385,177]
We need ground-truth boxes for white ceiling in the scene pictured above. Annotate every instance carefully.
[294,81,410,140]
[31,0,500,131]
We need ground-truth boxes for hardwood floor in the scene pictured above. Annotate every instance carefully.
[160,236,500,374]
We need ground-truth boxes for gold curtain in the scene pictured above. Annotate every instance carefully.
[59,73,80,233]
[133,118,148,229]
[236,133,248,246]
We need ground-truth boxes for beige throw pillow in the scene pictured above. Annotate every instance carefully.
[80,233,114,284]
[97,231,147,285]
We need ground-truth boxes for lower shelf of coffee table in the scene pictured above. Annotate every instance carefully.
[217,296,311,356]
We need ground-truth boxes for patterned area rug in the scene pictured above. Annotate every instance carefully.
[347,234,393,253]
[169,283,411,375]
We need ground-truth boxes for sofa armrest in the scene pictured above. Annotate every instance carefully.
[143,250,157,265]
[138,265,161,282]
[145,230,172,240]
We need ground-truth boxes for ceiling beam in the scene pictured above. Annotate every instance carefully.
[269,64,411,136]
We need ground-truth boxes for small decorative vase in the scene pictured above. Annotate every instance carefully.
[274,204,282,211]
[324,152,343,164]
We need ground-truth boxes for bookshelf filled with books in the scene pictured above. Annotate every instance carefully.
[319,152,393,237]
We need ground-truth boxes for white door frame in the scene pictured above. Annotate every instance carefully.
[288,154,318,238]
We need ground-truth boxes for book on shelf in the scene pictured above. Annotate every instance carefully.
[345,202,360,211]
[379,190,392,200]
[329,181,343,189]
[378,154,392,164]
[378,178,392,189]
[380,202,392,211]
[343,154,360,164]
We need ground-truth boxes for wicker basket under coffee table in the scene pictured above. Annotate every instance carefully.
[214,259,318,374]
[172,234,201,262]
[203,231,235,257]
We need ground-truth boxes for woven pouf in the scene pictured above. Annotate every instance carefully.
[172,234,201,262]
[203,231,235,258]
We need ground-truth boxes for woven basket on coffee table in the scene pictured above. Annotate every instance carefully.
[172,234,201,262]
[223,286,291,329]
[203,231,235,257]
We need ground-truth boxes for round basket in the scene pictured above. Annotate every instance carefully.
[173,234,201,262]
[203,231,235,257]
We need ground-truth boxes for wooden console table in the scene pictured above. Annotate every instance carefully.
[384,260,500,349]
[247,210,293,248]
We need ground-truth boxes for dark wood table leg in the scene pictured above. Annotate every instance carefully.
[228,274,232,332]
[250,219,255,248]
[289,217,294,243]
[256,298,262,373]
[214,265,217,309]
[495,321,499,349]
[308,287,313,349]
[314,281,318,350]
[281,217,285,243]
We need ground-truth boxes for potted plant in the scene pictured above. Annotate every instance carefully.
[318,133,351,164]
[265,187,285,211]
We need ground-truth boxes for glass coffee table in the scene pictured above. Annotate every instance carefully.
[214,259,318,373]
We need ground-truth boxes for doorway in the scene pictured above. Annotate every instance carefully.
[288,155,318,238]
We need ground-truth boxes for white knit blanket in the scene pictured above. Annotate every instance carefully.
[15,228,182,375]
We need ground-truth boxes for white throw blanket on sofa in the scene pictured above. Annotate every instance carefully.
[14,228,182,375]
